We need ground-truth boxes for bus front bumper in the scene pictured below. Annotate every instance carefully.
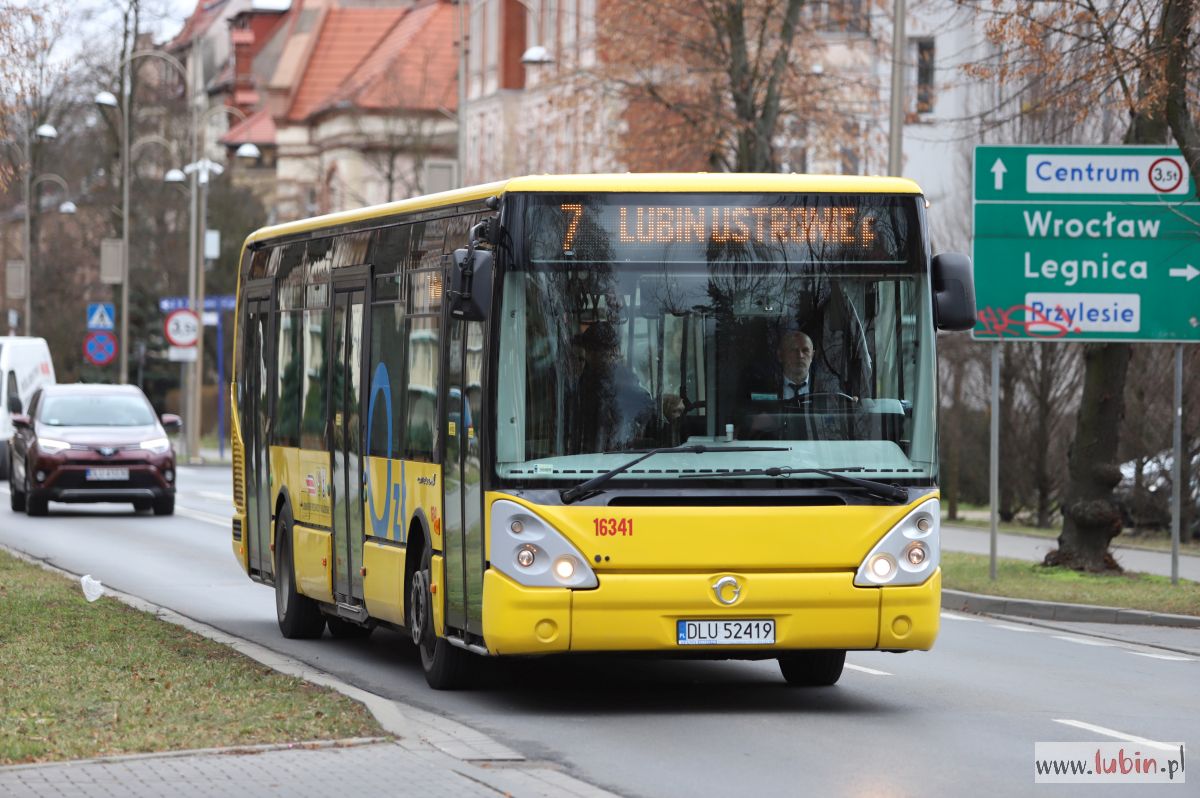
[481,567,941,656]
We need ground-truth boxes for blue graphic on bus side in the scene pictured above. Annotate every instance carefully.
[366,362,397,541]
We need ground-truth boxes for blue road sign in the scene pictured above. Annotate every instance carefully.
[87,303,115,331]
[158,295,236,314]
[83,330,118,367]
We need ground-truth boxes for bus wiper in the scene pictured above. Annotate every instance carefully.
[679,466,908,503]
[559,444,787,504]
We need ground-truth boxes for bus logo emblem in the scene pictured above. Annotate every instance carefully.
[712,576,741,606]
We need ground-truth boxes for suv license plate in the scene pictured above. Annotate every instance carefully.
[86,468,129,481]
[677,619,776,646]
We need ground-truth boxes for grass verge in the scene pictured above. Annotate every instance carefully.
[941,551,1200,617]
[0,551,383,765]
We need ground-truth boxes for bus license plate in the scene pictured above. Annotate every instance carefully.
[677,619,775,646]
[86,468,129,481]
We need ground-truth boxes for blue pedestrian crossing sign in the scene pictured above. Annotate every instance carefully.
[87,303,115,331]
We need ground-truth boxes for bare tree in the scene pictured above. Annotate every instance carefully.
[961,0,1198,570]
[593,0,885,173]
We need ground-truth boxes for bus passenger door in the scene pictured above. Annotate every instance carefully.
[243,293,274,578]
[329,283,367,606]
[442,317,485,637]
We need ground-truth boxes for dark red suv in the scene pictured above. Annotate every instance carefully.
[8,384,181,516]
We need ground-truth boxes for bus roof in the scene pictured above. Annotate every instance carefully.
[243,173,924,246]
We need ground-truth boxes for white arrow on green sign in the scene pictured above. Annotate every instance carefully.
[973,144,1200,341]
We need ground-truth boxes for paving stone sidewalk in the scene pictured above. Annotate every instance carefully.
[0,738,619,798]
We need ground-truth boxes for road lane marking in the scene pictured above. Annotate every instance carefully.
[196,490,233,502]
[176,506,229,527]
[1127,651,1196,662]
[1052,635,1115,647]
[939,611,984,622]
[992,623,1042,633]
[845,663,893,676]
[1053,719,1180,752]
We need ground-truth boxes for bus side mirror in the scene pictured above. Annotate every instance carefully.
[11,414,30,431]
[931,252,977,332]
[450,248,493,322]
[7,393,21,414]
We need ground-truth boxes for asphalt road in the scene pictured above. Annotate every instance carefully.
[1,466,1196,797]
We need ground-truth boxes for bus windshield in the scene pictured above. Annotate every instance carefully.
[494,193,937,488]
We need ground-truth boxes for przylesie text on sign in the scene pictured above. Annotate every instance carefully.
[560,203,878,252]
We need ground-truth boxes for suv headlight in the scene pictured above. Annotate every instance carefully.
[491,499,598,588]
[855,498,940,587]
[140,437,171,454]
[38,438,71,454]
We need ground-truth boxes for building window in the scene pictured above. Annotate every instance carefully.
[912,38,935,115]
[423,161,457,193]
[839,121,861,175]
[813,0,869,35]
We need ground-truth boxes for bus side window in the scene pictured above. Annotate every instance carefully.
[404,315,439,461]
[444,213,475,253]
[369,225,413,273]
[301,306,329,449]
[274,311,303,447]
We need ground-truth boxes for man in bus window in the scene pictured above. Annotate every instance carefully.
[746,327,815,405]
[572,321,657,452]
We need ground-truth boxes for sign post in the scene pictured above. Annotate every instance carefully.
[973,145,1199,582]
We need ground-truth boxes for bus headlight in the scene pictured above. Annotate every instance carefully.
[868,554,896,581]
[854,498,940,587]
[491,499,598,589]
[553,556,577,582]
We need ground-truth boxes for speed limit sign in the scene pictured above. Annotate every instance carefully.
[164,309,201,347]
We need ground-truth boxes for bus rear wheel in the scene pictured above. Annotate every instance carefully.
[778,650,846,686]
[274,510,326,639]
[409,546,473,690]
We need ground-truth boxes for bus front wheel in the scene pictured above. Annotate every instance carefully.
[410,546,473,690]
[274,510,326,639]
[778,650,846,686]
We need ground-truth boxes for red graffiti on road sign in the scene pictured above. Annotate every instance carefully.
[976,304,1076,339]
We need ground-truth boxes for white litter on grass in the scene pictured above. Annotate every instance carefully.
[80,574,105,602]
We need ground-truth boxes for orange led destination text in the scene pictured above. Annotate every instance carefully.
[598,206,876,249]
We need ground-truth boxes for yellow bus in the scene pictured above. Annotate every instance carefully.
[230,174,976,689]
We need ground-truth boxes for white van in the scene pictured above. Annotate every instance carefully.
[0,337,56,478]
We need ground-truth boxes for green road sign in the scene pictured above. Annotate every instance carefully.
[973,145,1200,341]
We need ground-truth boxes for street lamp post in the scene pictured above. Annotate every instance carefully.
[457,0,554,184]
[22,120,59,335]
[95,48,191,385]
[167,104,249,462]
[887,0,906,176]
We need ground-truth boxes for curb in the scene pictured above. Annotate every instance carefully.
[942,588,1200,628]
[0,738,388,773]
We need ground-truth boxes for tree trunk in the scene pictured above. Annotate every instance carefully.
[1050,343,1131,571]
[1049,56,1170,570]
